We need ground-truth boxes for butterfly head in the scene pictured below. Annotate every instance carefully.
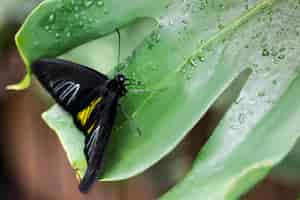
[108,74,127,97]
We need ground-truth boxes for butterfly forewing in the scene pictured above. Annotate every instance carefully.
[31,58,108,114]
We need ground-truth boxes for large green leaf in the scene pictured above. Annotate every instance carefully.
[8,0,171,89]
[14,0,300,199]
[272,139,300,184]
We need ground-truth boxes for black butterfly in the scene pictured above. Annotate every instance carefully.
[31,58,128,193]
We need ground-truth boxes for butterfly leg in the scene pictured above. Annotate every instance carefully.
[119,104,142,136]
[128,88,167,94]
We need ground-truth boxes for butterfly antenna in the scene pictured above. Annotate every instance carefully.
[116,28,121,69]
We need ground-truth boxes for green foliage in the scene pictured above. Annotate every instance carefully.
[13,0,300,199]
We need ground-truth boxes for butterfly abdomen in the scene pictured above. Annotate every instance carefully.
[79,93,119,193]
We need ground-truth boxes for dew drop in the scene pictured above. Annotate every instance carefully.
[198,55,205,62]
[181,19,188,25]
[271,48,278,56]
[85,0,94,7]
[97,0,104,7]
[189,58,197,66]
[79,21,84,27]
[278,54,285,60]
[218,23,225,30]
[262,48,270,56]
[48,14,55,22]
[186,72,193,80]
[235,96,243,104]
[55,33,61,38]
[198,40,205,46]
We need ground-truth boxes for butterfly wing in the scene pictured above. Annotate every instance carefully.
[32,58,119,193]
[31,58,108,114]
[78,90,119,193]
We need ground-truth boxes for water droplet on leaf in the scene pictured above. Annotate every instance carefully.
[278,54,285,60]
[85,0,94,7]
[55,33,61,38]
[198,55,205,62]
[262,48,270,56]
[218,23,225,30]
[97,0,104,7]
[48,14,55,23]
[189,58,197,66]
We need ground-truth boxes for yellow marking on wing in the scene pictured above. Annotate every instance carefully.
[87,122,96,134]
[77,97,102,127]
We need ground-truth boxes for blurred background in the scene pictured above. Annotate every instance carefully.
[0,1,300,199]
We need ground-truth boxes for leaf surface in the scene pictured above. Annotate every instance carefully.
[15,0,300,199]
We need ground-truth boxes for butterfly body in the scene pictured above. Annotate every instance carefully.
[31,58,127,193]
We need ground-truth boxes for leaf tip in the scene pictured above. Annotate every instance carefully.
[6,73,32,90]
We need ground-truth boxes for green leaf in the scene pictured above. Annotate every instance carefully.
[271,139,300,184]
[161,0,300,199]
[16,0,300,199]
[162,75,300,200]
[8,0,171,89]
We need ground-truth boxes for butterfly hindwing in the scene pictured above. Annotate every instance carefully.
[31,58,108,114]
[78,89,119,193]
